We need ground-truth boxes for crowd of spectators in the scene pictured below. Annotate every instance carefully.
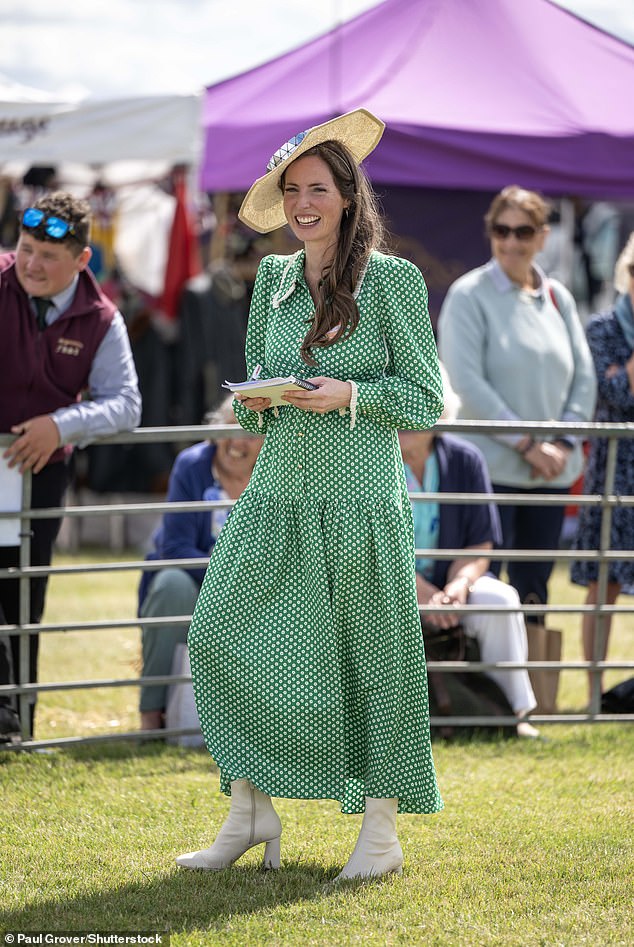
[1,175,632,744]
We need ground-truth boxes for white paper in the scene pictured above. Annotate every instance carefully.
[222,376,317,407]
[0,455,22,546]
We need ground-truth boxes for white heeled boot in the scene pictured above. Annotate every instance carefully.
[176,779,282,870]
[335,797,403,881]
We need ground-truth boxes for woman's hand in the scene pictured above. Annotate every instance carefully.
[443,573,471,605]
[607,355,634,394]
[235,394,272,413]
[282,376,351,414]
[524,440,569,481]
[417,574,464,629]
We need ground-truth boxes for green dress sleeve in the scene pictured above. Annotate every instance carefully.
[232,255,276,434]
[353,255,443,430]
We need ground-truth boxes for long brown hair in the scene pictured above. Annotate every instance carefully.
[280,139,387,366]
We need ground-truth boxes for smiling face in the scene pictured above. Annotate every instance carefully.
[282,154,348,255]
[489,207,548,285]
[214,435,262,485]
[15,232,91,298]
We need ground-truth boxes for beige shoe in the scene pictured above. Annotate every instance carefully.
[335,797,403,881]
[176,779,281,870]
[517,720,540,739]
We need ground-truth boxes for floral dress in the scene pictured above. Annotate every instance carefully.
[571,308,634,594]
[188,249,444,814]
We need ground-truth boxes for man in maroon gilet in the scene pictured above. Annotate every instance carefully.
[0,192,142,741]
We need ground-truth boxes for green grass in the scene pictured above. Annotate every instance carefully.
[35,550,141,739]
[1,729,632,945]
[1,551,632,945]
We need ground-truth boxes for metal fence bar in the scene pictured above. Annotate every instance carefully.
[3,657,634,697]
[1,420,632,749]
[590,436,619,714]
[2,601,634,638]
[17,471,32,742]
[3,488,633,523]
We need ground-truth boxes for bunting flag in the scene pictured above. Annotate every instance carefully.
[160,166,201,320]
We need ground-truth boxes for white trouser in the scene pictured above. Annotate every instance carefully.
[462,574,537,714]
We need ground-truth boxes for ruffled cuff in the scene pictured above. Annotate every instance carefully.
[233,397,269,434]
[256,406,280,428]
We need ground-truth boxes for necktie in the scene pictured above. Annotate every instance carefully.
[33,297,52,331]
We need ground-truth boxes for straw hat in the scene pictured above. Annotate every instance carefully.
[238,108,385,234]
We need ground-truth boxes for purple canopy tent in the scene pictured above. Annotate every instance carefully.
[200,0,634,199]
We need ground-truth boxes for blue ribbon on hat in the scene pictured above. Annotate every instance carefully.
[266,131,307,172]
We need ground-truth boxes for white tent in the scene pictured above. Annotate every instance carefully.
[0,77,203,293]
[0,76,202,184]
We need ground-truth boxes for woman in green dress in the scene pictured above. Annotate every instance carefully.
[177,109,444,880]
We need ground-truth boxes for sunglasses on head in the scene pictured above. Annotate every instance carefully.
[490,222,539,241]
[22,207,76,240]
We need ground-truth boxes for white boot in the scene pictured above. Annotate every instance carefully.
[335,797,403,881]
[176,779,282,870]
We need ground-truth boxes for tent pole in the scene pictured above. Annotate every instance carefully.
[210,192,229,264]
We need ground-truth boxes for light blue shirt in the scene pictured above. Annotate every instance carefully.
[403,456,440,580]
[438,259,597,488]
[30,274,142,447]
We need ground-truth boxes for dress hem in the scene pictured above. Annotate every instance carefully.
[217,767,444,816]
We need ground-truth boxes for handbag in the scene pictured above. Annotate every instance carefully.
[421,620,516,739]
[524,594,562,714]
[601,677,634,713]
[420,619,468,663]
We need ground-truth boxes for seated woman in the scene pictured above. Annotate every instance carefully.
[138,396,262,730]
[398,368,539,738]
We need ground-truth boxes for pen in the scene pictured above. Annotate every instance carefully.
[250,364,262,380]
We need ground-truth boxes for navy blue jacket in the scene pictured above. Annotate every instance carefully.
[138,441,217,611]
[429,434,502,589]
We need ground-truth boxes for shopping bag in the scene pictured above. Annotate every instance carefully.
[526,622,562,714]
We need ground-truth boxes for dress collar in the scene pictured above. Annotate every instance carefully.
[272,248,374,308]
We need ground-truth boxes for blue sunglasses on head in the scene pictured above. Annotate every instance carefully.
[22,207,76,239]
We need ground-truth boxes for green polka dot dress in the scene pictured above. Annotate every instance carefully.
[189,249,444,815]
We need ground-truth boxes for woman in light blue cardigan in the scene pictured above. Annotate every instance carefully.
[438,186,596,618]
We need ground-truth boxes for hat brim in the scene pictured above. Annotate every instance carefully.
[238,108,385,234]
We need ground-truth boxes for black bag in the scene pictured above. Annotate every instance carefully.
[601,677,634,713]
[422,621,516,739]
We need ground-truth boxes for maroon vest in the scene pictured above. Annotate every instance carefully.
[0,253,116,464]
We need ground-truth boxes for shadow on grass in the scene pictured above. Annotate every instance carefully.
[0,861,353,934]
[0,743,376,933]
[0,739,210,767]
[61,739,212,765]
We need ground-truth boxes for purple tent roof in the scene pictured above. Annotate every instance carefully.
[200,0,634,198]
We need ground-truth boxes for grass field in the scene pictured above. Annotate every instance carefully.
[1,727,631,945]
[1,551,632,945]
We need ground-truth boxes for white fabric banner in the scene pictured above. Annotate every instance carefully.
[0,84,202,167]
